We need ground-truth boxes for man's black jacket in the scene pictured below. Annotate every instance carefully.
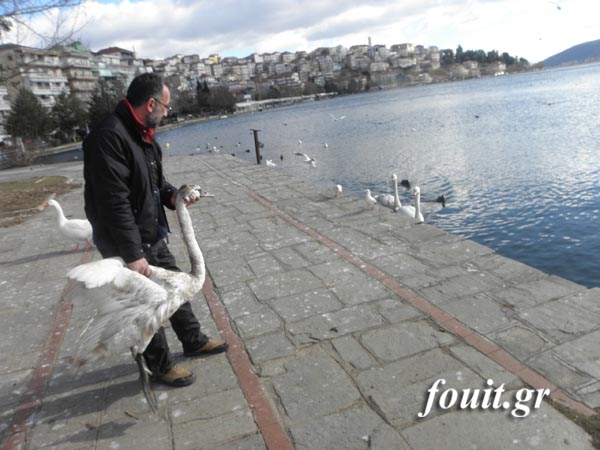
[83,100,177,263]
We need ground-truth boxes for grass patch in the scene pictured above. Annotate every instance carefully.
[0,176,81,227]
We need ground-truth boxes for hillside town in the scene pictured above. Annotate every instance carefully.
[0,38,530,141]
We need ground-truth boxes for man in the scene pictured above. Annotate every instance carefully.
[83,73,228,387]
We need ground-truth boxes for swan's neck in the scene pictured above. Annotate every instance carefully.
[393,178,400,210]
[176,200,205,281]
[414,193,422,219]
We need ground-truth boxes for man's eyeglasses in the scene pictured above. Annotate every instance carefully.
[153,97,172,112]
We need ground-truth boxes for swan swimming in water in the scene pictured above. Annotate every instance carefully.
[396,186,424,223]
[67,185,208,413]
[45,198,93,251]
[371,174,400,210]
[367,173,400,211]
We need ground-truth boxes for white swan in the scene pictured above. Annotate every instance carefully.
[265,159,277,167]
[413,187,425,223]
[384,173,401,211]
[396,186,425,223]
[45,199,93,251]
[294,152,316,168]
[334,184,342,197]
[67,185,207,412]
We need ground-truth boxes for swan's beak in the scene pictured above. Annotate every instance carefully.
[191,185,212,197]
[197,188,215,198]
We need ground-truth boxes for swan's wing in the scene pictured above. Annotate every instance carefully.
[377,194,395,207]
[68,259,170,363]
[68,257,127,288]
[397,205,415,217]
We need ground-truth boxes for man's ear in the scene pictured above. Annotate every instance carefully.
[145,97,155,113]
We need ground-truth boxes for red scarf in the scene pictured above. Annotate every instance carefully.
[124,97,155,143]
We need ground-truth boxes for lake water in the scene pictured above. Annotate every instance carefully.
[45,63,600,288]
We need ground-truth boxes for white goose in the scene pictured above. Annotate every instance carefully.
[67,185,207,413]
[45,199,93,251]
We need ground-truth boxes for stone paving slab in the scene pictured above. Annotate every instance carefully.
[270,347,362,421]
[1,156,598,450]
[403,405,594,449]
[289,405,411,450]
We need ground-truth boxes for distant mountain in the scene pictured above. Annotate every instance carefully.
[543,39,600,67]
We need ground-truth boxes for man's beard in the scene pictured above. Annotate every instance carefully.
[146,110,162,128]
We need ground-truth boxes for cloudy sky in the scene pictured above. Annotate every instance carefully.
[6,0,599,63]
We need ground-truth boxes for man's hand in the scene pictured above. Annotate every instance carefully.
[128,257,151,277]
[170,186,201,208]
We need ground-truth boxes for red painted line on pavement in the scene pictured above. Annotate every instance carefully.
[202,275,294,450]
[2,249,94,450]
[244,189,597,418]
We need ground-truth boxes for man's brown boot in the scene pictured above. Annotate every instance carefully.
[152,365,196,387]
[184,338,229,357]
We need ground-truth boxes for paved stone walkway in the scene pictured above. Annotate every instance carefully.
[1,155,598,449]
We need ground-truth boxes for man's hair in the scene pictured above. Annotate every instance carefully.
[126,73,165,107]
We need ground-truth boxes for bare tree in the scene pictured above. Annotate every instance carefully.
[0,0,84,47]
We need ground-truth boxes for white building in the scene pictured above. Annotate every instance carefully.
[54,42,96,104]
[391,43,414,57]
[0,44,69,109]
[369,61,390,72]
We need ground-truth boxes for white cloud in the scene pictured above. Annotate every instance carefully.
[2,0,599,63]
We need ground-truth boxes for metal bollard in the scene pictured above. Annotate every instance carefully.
[251,129,261,164]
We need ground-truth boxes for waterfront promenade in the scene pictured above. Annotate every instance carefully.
[1,154,599,449]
